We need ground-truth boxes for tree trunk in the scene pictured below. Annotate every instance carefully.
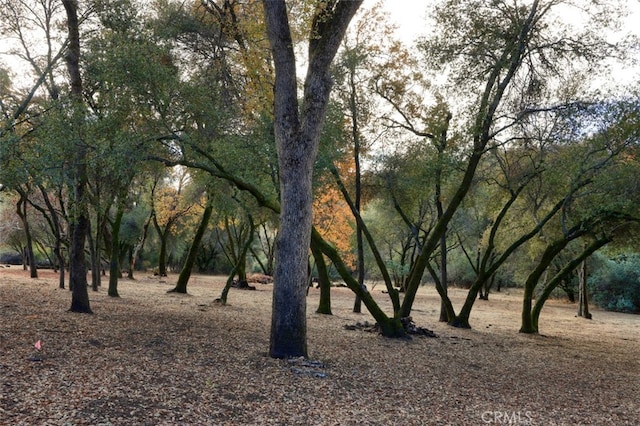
[63,0,92,314]
[577,258,592,319]
[263,0,362,358]
[400,2,542,318]
[16,192,38,278]
[450,273,487,328]
[87,220,100,291]
[38,185,65,288]
[108,204,124,297]
[435,116,450,321]
[129,209,153,278]
[312,228,405,337]
[170,204,213,294]
[310,239,332,315]
[153,214,170,276]
[530,239,609,332]
[350,54,364,314]
[520,239,569,333]
[330,164,401,314]
[438,234,448,321]
[216,218,255,305]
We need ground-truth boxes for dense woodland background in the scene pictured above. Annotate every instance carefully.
[2,0,640,358]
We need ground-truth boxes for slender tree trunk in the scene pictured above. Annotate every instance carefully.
[129,209,153,278]
[350,58,364,314]
[577,258,592,319]
[313,228,405,337]
[55,246,65,289]
[450,272,488,328]
[170,204,214,294]
[16,192,38,278]
[88,220,100,291]
[153,215,170,276]
[311,239,332,315]
[63,0,92,314]
[38,185,65,288]
[435,116,450,321]
[530,239,609,332]
[330,164,401,314]
[108,205,124,297]
[520,239,569,333]
[426,262,455,322]
[216,219,255,305]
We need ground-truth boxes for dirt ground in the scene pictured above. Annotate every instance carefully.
[1,267,639,425]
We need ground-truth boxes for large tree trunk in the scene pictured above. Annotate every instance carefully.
[170,204,213,294]
[63,0,92,314]
[263,0,362,358]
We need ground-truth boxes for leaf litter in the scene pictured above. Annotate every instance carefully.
[1,267,639,425]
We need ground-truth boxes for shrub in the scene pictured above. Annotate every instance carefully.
[588,254,640,314]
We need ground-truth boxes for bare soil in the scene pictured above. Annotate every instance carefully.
[1,267,639,425]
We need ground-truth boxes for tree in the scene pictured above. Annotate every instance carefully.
[15,187,38,277]
[169,194,214,294]
[397,0,629,326]
[0,0,68,287]
[262,0,362,358]
[151,168,195,277]
[63,0,92,313]
[331,2,398,313]
[519,100,640,333]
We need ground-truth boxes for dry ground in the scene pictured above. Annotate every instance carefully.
[1,267,639,425]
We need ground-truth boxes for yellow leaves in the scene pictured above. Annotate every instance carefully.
[152,185,197,231]
[313,185,356,269]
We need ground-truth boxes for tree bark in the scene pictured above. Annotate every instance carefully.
[577,258,592,319]
[263,0,362,358]
[63,0,92,313]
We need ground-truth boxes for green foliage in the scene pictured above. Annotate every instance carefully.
[589,253,640,313]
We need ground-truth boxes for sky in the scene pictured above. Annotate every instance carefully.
[375,0,640,44]
[377,0,431,44]
[369,0,640,88]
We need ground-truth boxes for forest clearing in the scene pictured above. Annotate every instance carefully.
[1,268,639,425]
